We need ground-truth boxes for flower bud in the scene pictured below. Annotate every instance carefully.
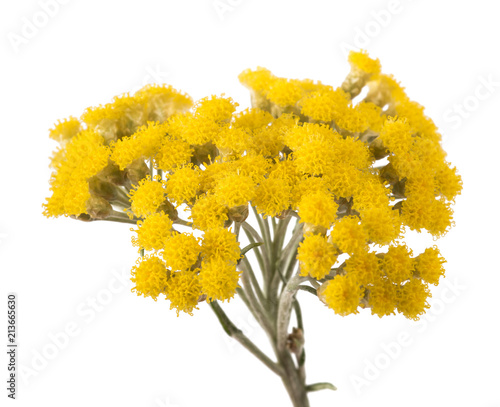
[70,213,93,222]
[276,209,292,220]
[303,222,326,236]
[125,159,149,187]
[379,163,399,185]
[191,142,217,167]
[157,199,178,222]
[86,195,112,220]
[228,204,249,223]
[98,160,126,186]
[88,177,118,201]
[369,137,389,160]
[286,327,304,356]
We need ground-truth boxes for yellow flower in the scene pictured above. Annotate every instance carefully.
[129,176,167,218]
[215,173,256,208]
[134,83,193,122]
[164,270,202,316]
[190,194,228,231]
[43,178,91,217]
[396,278,431,320]
[111,122,167,170]
[200,258,241,301]
[360,207,401,246]
[238,66,276,93]
[214,126,251,155]
[81,94,144,142]
[414,247,446,285]
[300,89,350,123]
[266,78,303,108]
[395,99,438,139]
[435,162,463,202]
[194,95,238,123]
[180,113,225,145]
[329,216,368,255]
[356,102,385,132]
[43,130,110,217]
[348,50,381,75]
[298,191,337,229]
[233,108,274,130]
[232,154,271,183]
[154,136,193,172]
[201,227,241,264]
[379,117,413,156]
[367,278,397,317]
[381,245,414,284]
[248,125,284,157]
[166,165,201,206]
[318,275,364,316]
[162,232,201,271]
[44,51,461,324]
[132,212,173,252]
[401,196,453,237]
[297,234,337,280]
[254,177,292,218]
[131,255,170,301]
[294,139,336,176]
[344,251,381,286]
[49,116,81,145]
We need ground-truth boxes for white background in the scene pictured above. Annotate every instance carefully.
[1,1,499,406]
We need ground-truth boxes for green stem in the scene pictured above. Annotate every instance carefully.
[268,217,293,308]
[305,382,337,392]
[209,301,284,376]
[241,256,266,306]
[239,262,276,341]
[241,221,268,282]
[173,218,193,227]
[297,285,318,296]
[277,274,307,353]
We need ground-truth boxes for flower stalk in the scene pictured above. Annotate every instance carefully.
[210,211,335,407]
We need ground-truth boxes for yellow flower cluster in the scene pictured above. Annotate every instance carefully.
[44,50,460,320]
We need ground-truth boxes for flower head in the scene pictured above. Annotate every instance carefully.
[298,234,337,280]
[200,258,241,301]
[131,255,170,301]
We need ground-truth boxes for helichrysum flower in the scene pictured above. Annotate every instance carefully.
[165,165,201,206]
[49,116,81,145]
[344,251,381,286]
[163,232,201,271]
[110,122,167,170]
[348,50,381,76]
[164,270,202,316]
[318,275,364,316]
[297,234,337,280]
[396,278,431,320]
[381,245,414,284]
[298,191,337,229]
[154,136,193,172]
[201,227,241,264]
[367,278,398,317]
[131,255,170,301]
[132,212,173,252]
[199,258,241,301]
[44,49,461,324]
[214,173,256,208]
[253,177,292,219]
[413,247,446,285]
[128,176,167,218]
[329,216,369,255]
[190,194,228,231]
[360,207,401,246]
